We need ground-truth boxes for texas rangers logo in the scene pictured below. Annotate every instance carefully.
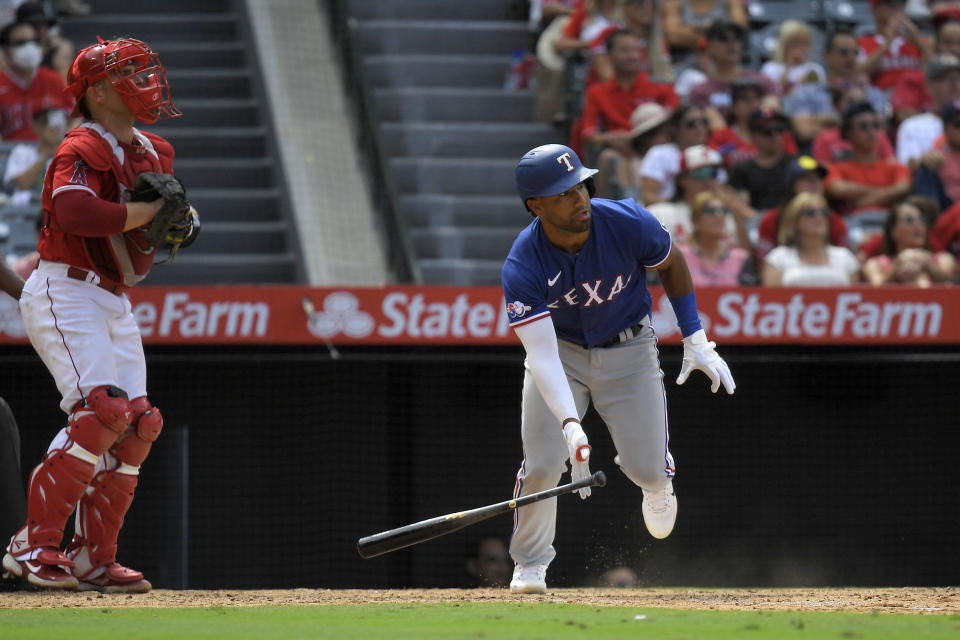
[506,300,532,320]
[556,152,575,172]
[70,160,89,187]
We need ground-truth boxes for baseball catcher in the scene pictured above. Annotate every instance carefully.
[2,37,186,594]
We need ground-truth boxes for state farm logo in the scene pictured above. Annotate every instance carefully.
[303,292,375,339]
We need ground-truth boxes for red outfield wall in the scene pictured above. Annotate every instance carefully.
[0,285,956,344]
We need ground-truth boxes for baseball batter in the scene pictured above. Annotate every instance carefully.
[1,38,196,592]
[503,144,735,593]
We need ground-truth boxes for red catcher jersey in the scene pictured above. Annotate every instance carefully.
[0,67,72,140]
[39,122,175,287]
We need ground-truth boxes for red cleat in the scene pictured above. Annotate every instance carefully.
[75,562,151,594]
[2,549,79,589]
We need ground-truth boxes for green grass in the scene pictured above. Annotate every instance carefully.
[1,603,958,640]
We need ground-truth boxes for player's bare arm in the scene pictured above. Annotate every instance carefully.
[123,198,164,231]
[0,250,24,300]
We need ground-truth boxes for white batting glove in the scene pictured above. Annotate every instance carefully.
[562,420,592,499]
[676,329,736,394]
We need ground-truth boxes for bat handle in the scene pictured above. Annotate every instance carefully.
[591,470,607,487]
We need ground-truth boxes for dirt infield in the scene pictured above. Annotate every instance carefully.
[1,587,959,613]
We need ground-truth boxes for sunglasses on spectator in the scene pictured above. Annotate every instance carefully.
[854,120,883,131]
[712,32,741,43]
[702,204,731,216]
[688,166,720,180]
[800,207,829,218]
[755,125,786,136]
[682,117,709,129]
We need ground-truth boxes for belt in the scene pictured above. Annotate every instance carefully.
[66,266,125,295]
[598,318,649,348]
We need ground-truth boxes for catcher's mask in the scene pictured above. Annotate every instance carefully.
[66,37,180,124]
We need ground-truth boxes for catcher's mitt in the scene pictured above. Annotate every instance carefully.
[135,172,197,257]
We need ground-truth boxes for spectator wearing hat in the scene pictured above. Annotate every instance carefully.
[579,29,679,155]
[15,0,74,82]
[825,101,913,215]
[675,191,755,286]
[0,21,72,141]
[727,108,798,211]
[784,30,889,146]
[810,83,896,164]
[755,155,849,260]
[595,101,672,198]
[761,192,861,285]
[858,0,932,92]
[895,54,960,168]
[709,82,799,169]
[647,143,753,247]
[911,98,960,208]
[638,103,711,203]
[688,20,777,120]
[662,0,747,61]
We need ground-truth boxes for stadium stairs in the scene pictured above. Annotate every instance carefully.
[350,0,559,285]
[59,0,302,285]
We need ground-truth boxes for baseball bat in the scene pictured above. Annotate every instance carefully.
[357,470,606,559]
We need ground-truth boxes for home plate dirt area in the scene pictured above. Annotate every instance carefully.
[1,588,959,613]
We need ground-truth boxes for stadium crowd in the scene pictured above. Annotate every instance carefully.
[526,0,960,286]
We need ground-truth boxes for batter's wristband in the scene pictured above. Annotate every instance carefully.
[669,292,703,338]
[562,418,581,428]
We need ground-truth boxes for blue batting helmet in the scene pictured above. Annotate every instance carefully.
[515,144,599,200]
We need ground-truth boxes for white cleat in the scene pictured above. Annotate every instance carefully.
[642,479,677,539]
[509,563,547,594]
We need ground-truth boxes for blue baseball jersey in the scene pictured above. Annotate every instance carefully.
[502,198,672,348]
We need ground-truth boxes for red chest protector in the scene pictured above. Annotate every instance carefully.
[48,123,175,287]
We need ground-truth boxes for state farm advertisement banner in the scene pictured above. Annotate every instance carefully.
[0,285,956,345]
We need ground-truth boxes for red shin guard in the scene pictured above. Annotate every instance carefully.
[12,450,96,553]
[70,470,138,572]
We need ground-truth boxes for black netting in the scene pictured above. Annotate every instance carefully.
[3,344,959,589]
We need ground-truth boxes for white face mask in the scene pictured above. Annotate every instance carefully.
[11,41,42,71]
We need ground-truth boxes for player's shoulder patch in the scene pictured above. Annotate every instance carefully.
[62,127,113,172]
[505,300,533,320]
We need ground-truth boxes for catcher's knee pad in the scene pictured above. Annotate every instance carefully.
[110,396,162,467]
[67,385,133,456]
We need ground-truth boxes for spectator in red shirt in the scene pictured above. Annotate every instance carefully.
[810,83,896,165]
[755,155,849,260]
[0,21,72,141]
[580,29,679,155]
[857,0,932,91]
[824,101,913,215]
[688,20,778,120]
[592,0,673,82]
[708,79,799,169]
[889,10,960,123]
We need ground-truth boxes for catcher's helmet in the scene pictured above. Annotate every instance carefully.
[514,144,598,200]
[66,37,180,124]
